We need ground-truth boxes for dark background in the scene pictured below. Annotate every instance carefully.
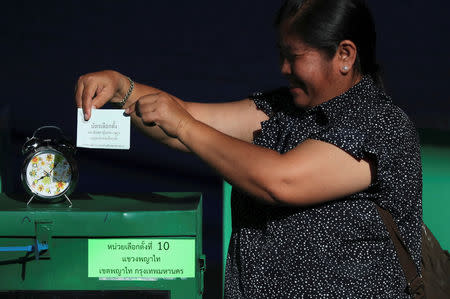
[2,1,449,298]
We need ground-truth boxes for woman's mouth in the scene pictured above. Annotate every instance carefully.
[289,80,308,95]
[289,86,303,93]
[289,85,307,95]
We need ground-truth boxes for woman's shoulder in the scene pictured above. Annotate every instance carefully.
[323,78,415,134]
[316,78,420,157]
[362,89,417,139]
[250,87,296,116]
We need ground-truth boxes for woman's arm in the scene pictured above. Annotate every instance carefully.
[76,70,372,206]
[75,70,268,151]
[179,120,373,206]
[127,92,374,206]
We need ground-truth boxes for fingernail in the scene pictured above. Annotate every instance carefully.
[125,108,129,114]
[84,113,89,121]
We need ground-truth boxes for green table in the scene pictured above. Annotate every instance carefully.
[0,192,205,299]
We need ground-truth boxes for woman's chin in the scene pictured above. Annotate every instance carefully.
[290,89,311,108]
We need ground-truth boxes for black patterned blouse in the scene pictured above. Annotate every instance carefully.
[225,76,422,298]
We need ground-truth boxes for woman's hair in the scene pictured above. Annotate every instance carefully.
[275,0,383,89]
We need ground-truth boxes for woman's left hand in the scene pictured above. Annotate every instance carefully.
[125,92,195,139]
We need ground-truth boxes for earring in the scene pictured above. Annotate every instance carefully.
[343,66,349,72]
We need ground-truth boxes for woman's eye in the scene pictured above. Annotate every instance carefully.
[279,51,295,62]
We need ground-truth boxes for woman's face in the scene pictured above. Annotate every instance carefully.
[278,31,340,108]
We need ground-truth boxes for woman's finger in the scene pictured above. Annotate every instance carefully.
[135,100,141,117]
[75,80,84,108]
[91,85,113,110]
[139,107,157,127]
[125,102,136,115]
[81,81,97,120]
[127,93,160,116]
[126,101,156,126]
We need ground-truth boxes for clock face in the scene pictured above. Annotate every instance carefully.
[25,151,72,198]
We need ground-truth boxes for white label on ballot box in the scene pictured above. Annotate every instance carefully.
[77,108,130,150]
[88,238,196,279]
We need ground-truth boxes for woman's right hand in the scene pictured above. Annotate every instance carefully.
[75,70,128,120]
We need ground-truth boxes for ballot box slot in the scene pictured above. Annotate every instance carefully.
[0,290,171,298]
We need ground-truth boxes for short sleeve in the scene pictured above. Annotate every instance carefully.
[309,125,384,189]
[309,126,368,160]
[250,87,294,117]
[308,112,420,193]
[251,92,273,116]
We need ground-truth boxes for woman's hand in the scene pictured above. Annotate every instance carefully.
[126,92,196,139]
[75,70,129,120]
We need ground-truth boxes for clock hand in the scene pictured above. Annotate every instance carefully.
[36,170,51,182]
[50,161,60,175]
[36,174,48,181]
[36,175,46,181]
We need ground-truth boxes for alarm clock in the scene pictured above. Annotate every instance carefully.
[21,126,78,206]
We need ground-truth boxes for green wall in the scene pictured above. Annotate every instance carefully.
[223,128,450,282]
[420,129,450,250]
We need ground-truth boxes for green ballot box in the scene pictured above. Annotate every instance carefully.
[0,192,205,299]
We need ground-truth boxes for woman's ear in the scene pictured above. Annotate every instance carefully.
[335,40,358,75]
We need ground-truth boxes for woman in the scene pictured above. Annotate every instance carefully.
[76,0,422,297]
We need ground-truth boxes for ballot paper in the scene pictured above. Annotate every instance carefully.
[77,108,130,149]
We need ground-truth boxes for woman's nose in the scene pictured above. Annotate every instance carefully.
[280,58,291,75]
